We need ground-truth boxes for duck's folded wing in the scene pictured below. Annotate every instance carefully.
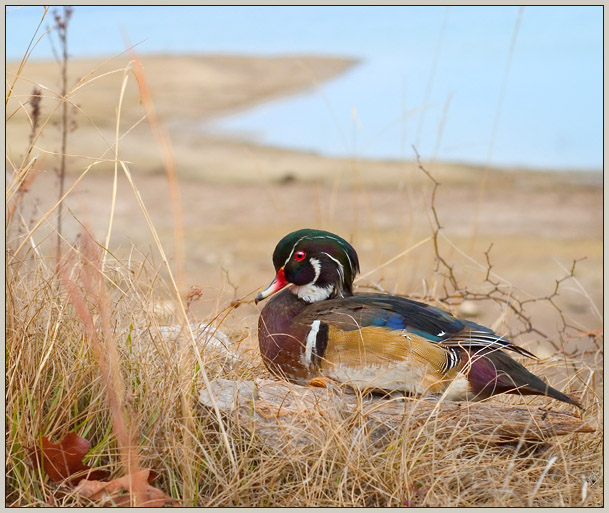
[292,307,458,392]
[297,293,537,359]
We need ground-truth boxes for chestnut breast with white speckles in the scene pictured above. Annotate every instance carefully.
[257,289,320,383]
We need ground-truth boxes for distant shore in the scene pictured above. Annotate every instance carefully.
[7,54,600,185]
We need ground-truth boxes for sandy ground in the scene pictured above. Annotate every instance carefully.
[7,55,603,359]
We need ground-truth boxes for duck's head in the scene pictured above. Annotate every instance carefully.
[255,229,360,304]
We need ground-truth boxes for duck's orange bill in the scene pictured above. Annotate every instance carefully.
[255,267,288,304]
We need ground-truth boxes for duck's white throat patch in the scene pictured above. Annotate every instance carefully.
[290,283,334,303]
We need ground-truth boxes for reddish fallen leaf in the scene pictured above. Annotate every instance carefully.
[29,432,110,485]
[75,469,179,507]
[411,482,430,497]
[402,482,431,507]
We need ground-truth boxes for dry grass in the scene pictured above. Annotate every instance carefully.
[4,245,604,506]
[5,18,603,507]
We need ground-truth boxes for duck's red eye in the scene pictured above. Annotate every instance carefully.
[294,251,306,261]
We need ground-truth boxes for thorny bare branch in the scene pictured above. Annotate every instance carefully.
[412,146,599,354]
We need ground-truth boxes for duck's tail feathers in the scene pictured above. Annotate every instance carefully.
[463,348,582,409]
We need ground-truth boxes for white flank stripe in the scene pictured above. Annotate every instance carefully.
[304,320,321,367]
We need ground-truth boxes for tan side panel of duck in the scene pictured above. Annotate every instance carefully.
[319,326,458,394]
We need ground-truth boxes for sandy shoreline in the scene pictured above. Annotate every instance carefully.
[7,54,600,183]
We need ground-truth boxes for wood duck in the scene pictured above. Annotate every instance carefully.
[255,229,581,408]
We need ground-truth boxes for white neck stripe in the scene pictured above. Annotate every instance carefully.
[321,251,345,285]
[309,257,321,283]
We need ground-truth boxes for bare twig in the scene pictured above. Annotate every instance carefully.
[413,146,592,349]
[53,6,73,258]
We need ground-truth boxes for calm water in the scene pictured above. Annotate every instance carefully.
[6,5,603,171]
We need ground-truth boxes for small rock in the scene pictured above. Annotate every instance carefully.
[458,300,480,318]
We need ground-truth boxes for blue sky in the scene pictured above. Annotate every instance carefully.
[6,5,603,170]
